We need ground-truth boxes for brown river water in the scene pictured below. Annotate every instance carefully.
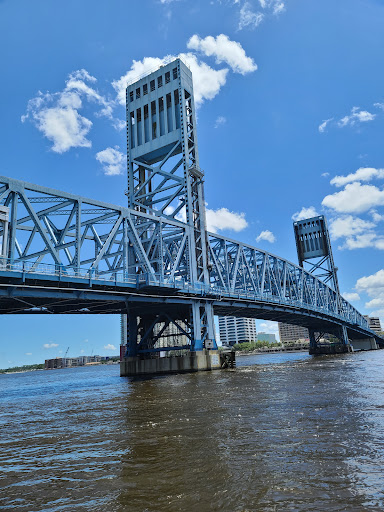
[1,350,384,512]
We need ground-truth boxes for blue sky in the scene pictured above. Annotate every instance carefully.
[1,0,384,367]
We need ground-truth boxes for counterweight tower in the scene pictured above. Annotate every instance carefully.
[122,58,216,357]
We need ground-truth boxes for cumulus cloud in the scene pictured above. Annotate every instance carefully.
[187,34,257,74]
[329,214,384,250]
[342,292,360,302]
[256,230,276,243]
[214,116,226,128]
[330,167,384,187]
[318,118,333,133]
[206,207,248,232]
[357,269,384,292]
[322,182,384,214]
[43,343,59,349]
[25,352,32,356]
[96,146,125,176]
[22,69,114,153]
[104,344,117,350]
[238,2,264,30]
[338,106,376,127]
[356,269,384,316]
[329,215,375,240]
[292,206,319,221]
[374,102,384,111]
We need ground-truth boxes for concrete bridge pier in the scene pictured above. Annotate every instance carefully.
[119,308,223,376]
[350,337,378,351]
[120,349,222,377]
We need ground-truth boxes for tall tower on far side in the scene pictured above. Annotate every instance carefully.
[122,58,216,355]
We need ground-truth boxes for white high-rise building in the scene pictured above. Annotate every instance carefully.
[218,316,257,346]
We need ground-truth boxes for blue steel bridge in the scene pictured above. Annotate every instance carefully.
[0,58,381,372]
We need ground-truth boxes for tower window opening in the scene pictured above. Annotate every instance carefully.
[150,80,155,92]
[157,75,163,88]
[129,91,134,102]
[172,67,177,80]
[165,71,170,84]
[136,87,141,99]
[143,83,148,95]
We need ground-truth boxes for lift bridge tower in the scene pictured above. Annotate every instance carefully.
[121,58,217,367]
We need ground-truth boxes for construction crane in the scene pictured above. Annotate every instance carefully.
[64,347,69,358]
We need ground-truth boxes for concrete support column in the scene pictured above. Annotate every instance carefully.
[309,329,316,352]
[126,312,138,357]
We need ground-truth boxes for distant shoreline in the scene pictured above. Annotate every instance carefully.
[236,347,309,356]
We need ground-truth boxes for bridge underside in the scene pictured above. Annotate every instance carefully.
[0,274,381,350]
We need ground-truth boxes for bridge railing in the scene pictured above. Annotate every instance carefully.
[0,256,368,329]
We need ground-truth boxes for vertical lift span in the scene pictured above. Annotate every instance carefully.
[293,215,352,353]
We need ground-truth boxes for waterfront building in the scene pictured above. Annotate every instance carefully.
[257,332,276,343]
[45,355,102,370]
[278,322,309,344]
[363,316,382,334]
[218,316,257,346]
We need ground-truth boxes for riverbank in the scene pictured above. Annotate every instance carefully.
[235,346,309,356]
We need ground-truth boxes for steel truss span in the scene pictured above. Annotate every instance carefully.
[0,58,381,356]
[0,175,376,342]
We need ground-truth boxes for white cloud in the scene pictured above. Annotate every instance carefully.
[342,292,360,302]
[25,352,32,356]
[214,116,226,128]
[338,106,376,127]
[22,69,114,153]
[330,167,384,187]
[273,2,285,15]
[292,206,319,221]
[356,269,384,293]
[104,344,117,350]
[371,210,384,223]
[321,172,329,178]
[342,233,382,250]
[96,146,125,176]
[355,270,384,317]
[322,182,384,214]
[206,207,248,232]
[374,102,384,111]
[187,34,257,74]
[318,118,333,133]
[238,2,264,30]
[256,230,276,243]
[180,53,229,107]
[329,215,375,240]
[32,104,92,154]
[43,343,59,349]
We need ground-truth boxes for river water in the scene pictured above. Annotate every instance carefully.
[1,351,384,512]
